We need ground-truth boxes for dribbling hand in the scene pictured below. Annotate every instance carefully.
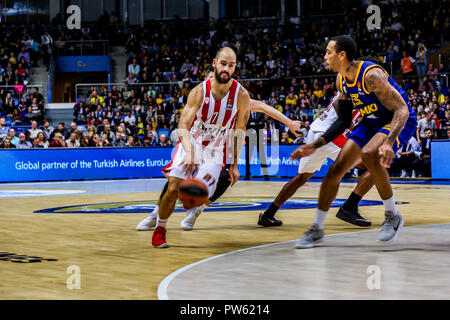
[180,150,198,176]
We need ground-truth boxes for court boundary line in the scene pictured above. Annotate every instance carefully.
[157,223,448,300]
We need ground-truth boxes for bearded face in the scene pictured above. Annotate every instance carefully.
[214,66,232,84]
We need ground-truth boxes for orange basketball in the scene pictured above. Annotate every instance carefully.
[178,178,208,210]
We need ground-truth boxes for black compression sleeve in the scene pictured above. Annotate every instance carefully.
[321,100,353,144]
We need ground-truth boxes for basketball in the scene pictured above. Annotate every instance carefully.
[178,178,209,210]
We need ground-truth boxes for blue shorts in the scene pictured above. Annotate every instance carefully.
[348,117,417,153]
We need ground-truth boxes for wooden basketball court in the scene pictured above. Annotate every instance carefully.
[1,179,449,299]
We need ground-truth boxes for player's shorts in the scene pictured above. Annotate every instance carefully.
[298,131,342,174]
[348,117,417,153]
[161,141,226,198]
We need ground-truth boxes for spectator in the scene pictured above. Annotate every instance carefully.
[128,58,140,78]
[80,132,95,147]
[36,132,49,148]
[293,132,306,145]
[1,137,15,149]
[400,51,415,78]
[66,131,81,148]
[0,118,9,140]
[6,128,19,146]
[112,131,126,147]
[416,111,437,143]
[41,120,54,140]
[394,136,422,178]
[49,132,67,148]
[281,131,294,144]
[16,133,32,149]
[415,42,427,82]
[413,128,432,177]
[157,134,171,147]
[28,120,43,140]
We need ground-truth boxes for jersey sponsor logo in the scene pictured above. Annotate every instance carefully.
[359,103,379,117]
[34,197,405,214]
[195,120,227,137]
[350,94,364,106]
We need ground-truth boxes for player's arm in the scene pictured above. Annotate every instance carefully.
[178,84,203,170]
[229,87,250,186]
[364,67,409,167]
[365,67,409,144]
[249,99,300,136]
[291,74,352,159]
[313,75,352,148]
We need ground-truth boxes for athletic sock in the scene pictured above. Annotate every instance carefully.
[343,192,362,211]
[157,218,168,229]
[151,205,159,215]
[382,196,398,215]
[314,209,328,229]
[264,203,279,219]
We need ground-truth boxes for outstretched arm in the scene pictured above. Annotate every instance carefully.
[249,99,300,136]
[291,75,352,159]
[364,67,409,167]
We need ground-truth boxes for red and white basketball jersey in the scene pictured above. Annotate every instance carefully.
[310,95,362,148]
[190,78,240,148]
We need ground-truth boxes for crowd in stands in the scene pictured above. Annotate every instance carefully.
[0,0,449,178]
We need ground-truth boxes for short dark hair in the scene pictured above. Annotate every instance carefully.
[331,35,357,61]
[205,64,214,75]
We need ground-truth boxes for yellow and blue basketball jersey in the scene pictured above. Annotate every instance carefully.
[340,61,417,151]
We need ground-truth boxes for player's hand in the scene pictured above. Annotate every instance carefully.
[228,164,240,187]
[378,142,394,168]
[180,150,198,176]
[291,144,316,160]
[288,120,302,137]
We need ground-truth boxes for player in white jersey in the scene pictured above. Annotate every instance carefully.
[137,66,302,232]
[258,93,375,228]
[151,47,250,248]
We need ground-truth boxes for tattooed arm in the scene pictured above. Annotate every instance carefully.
[364,67,410,167]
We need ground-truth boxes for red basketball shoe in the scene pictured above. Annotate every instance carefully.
[152,226,169,248]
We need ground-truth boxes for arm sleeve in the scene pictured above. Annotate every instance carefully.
[321,100,353,144]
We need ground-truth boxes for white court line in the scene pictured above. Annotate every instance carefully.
[157,228,376,300]
[157,224,446,300]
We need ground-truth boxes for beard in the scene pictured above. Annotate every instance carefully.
[214,68,232,84]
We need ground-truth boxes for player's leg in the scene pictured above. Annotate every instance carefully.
[336,166,373,227]
[136,181,169,231]
[180,167,231,230]
[152,176,184,248]
[296,139,362,248]
[360,132,404,242]
[258,172,314,227]
[259,131,328,227]
[180,160,222,231]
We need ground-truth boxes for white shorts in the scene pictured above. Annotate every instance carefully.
[162,141,226,198]
[298,131,342,174]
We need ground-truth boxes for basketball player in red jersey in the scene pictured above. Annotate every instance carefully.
[137,65,302,232]
[151,47,250,248]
